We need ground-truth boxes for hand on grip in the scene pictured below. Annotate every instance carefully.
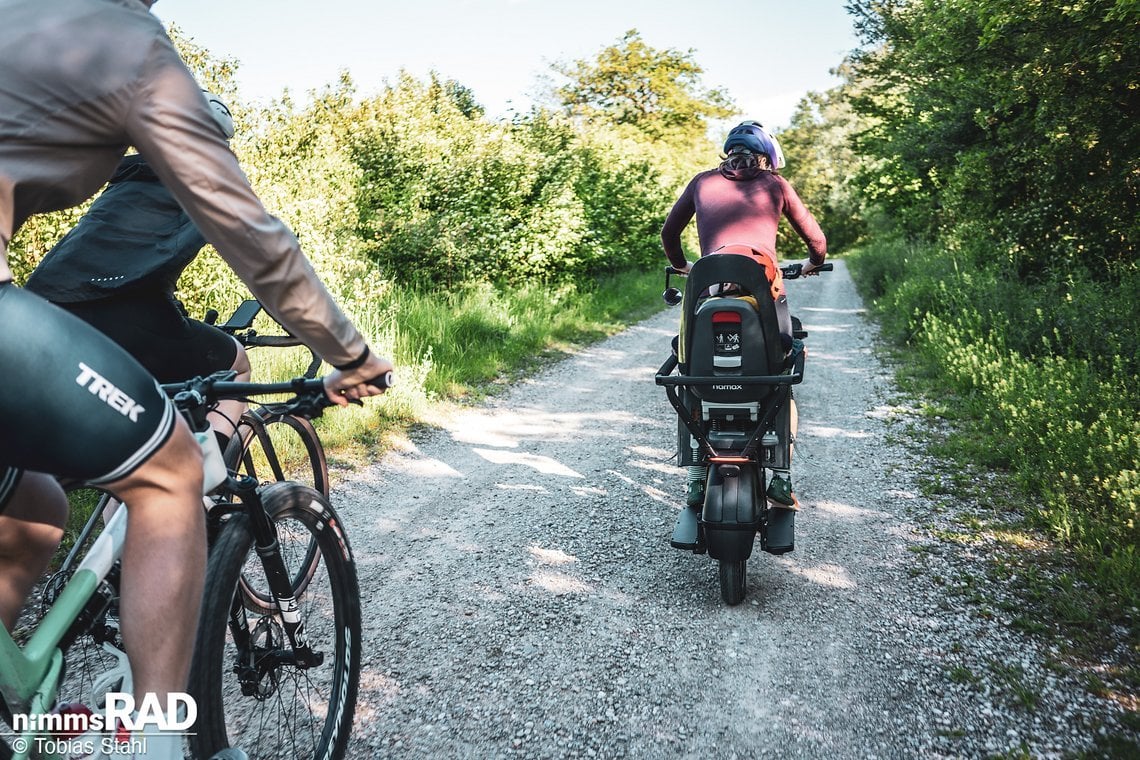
[324,353,395,406]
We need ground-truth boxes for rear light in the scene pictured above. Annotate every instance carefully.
[712,311,742,368]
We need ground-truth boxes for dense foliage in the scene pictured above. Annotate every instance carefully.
[775,79,869,255]
[814,0,1140,608]
[846,0,1139,273]
[350,74,670,289]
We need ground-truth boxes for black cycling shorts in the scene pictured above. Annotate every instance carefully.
[0,284,176,508]
[60,290,238,383]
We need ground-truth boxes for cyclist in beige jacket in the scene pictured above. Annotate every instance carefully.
[0,1,391,757]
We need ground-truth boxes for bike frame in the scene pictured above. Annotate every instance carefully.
[0,508,127,760]
[0,373,343,758]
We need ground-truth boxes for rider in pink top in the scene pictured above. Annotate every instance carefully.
[661,166,826,268]
[660,121,827,511]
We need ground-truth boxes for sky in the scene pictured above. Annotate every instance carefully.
[155,0,862,130]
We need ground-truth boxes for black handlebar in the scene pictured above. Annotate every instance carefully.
[162,371,393,423]
[781,261,834,279]
[665,261,834,278]
[239,334,304,348]
[662,260,832,305]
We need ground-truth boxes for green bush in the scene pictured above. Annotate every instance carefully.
[349,74,673,289]
[850,239,1140,607]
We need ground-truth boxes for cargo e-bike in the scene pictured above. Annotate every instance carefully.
[655,253,830,605]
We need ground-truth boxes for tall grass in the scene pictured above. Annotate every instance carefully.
[849,237,1140,614]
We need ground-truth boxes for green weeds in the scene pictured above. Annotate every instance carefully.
[849,240,1140,622]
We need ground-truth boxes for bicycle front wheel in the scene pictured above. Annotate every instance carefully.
[189,483,360,760]
[228,410,329,610]
[229,410,329,495]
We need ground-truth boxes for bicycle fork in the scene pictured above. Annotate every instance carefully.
[225,477,323,689]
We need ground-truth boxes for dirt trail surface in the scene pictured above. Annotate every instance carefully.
[337,260,1131,759]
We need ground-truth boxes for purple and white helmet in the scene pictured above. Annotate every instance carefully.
[723,120,785,170]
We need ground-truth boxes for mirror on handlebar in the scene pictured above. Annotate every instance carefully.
[662,265,686,306]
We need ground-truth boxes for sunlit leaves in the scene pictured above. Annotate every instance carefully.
[548,29,735,144]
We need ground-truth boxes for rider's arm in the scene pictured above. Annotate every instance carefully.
[661,176,699,271]
[777,176,827,267]
[123,38,369,371]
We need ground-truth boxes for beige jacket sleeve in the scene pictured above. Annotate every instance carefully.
[124,38,367,367]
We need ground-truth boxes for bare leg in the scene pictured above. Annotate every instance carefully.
[104,340,250,524]
[106,417,205,701]
[0,473,67,630]
[207,339,250,443]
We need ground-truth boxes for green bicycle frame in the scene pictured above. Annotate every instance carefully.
[0,506,127,760]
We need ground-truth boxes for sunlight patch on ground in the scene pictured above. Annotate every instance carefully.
[495,482,549,492]
[353,671,401,712]
[784,562,858,590]
[800,306,866,316]
[866,404,914,420]
[472,582,508,602]
[571,485,608,497]
[529,570,592,595]
[640,485,675,505]
[386,455,465,479]
[447,418,520,448]
[627,458,680,477]
[800,424,873,440]
[528,545,578,565]
[800,323,855,334]
[813,499,892,520]
[607,469,678,505]
[446,408,651,446]
[369,517,406,533]
[474,448,583,478]
[628,445,674,458]
[599,366,665,382]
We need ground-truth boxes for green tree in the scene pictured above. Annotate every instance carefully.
[550,29,735,146]
[348,72,671,289]
[845,0,1140,273]
[778,79,871,254]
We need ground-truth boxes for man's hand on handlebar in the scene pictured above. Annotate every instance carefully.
[801,258,825,276]
[324,352,395,406]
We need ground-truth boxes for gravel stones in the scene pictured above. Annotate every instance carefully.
[336,261,1136,759]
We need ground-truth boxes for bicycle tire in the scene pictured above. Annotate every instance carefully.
[229,409,329,496]
[189,483,360,760]
[228,410,328,612]
[719,559,747,605]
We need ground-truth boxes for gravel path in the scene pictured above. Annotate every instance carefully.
[335,260,1134,759]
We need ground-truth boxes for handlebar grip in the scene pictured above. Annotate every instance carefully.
[781,261,835,279]
[366,371,394,389]
[241,334,304,348]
